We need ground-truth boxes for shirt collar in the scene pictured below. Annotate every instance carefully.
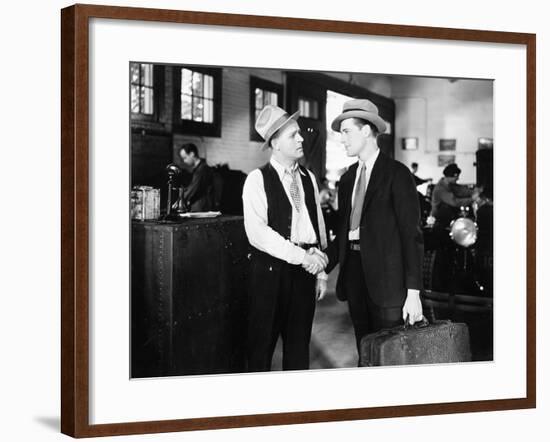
[193,158,203,171]
[270,157,305,179]
[357,148,380,172]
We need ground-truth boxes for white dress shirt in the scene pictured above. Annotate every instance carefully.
[242,157,327,267]
[348,148,380,240]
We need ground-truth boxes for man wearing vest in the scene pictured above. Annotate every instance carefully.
[326,99,424,361]
[242,105,329,372]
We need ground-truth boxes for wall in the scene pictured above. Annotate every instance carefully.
[172,69,392,174]
[392,77,493,184]
[327,72,393,97]
[170,69,492,185]
[173,67,283,173]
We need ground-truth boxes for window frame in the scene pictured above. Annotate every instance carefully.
[129,62,164,122]
[173,66,222,137]
[297,96,320,120]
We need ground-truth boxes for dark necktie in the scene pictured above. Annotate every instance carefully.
[349,163,366,230]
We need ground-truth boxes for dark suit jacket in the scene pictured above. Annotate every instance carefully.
[327,153,424,308]
[184,159,215,212]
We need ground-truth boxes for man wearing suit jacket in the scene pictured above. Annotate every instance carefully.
[326,99,424,358]
[178,143,215,212]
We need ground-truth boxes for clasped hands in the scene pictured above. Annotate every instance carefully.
[301,247,328,275]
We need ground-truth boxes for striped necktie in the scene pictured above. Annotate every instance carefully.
[288,168,301,212]
[349,162,366,230]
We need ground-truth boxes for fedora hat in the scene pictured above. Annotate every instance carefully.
[255,105,300,150]
[331,98,387,133]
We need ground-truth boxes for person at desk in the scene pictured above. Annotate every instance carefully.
[242,104,328,372]
[430,163,480,228]
[178,143,215,212]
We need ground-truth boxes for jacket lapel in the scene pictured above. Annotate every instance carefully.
[361,152,387,217]
[341,162,358,223]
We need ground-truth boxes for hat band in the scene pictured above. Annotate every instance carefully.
[343,108,376,114]
[263,113,292,143]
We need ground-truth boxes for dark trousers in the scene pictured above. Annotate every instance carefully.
[341,250,403,357]
[247,262,316,372]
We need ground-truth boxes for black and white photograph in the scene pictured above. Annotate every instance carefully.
[129,63,494,378]
[3,0,545,440]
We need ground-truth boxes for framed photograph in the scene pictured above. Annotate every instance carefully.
[61,4,536,438]
[439,138,457,151]
[438,154,456,167]
[402,137,419,151]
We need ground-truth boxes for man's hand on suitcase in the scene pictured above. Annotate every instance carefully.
[402,289,423,325]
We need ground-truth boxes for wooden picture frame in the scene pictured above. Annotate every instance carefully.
[439,138,457,151]
[402,137,419,151]
[61,3,536,437]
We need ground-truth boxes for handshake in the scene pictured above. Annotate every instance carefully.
[301,247,328,275]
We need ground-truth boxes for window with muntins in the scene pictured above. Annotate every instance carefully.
[250,76,283,141]
[176,67,222,137]
[131,63,154,115]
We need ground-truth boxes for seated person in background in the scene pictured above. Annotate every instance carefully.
[430,163,480,228]
[178,143,215,212]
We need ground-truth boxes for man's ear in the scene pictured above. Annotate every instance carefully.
[360,123,372,138]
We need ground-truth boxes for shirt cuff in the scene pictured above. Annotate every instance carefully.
[316,271,328,281]
[292,247,307,266]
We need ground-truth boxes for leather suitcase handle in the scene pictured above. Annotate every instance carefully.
[403,315,430,330]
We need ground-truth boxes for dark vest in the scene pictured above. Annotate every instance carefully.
[253,163,320,266]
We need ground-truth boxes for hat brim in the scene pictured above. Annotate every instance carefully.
[260,110,300,150]
[330,110,387,133]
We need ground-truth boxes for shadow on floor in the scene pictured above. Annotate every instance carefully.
[34,416,60,432]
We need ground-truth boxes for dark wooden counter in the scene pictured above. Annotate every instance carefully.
[131,216,248,378]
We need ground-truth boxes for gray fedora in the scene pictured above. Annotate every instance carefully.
[331,98,387,133]
[255,105,300,150]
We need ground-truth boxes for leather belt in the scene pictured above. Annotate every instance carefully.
[349,241,361,251]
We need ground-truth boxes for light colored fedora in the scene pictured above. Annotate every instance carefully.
[331,98,387,133]
[255,105,300,150]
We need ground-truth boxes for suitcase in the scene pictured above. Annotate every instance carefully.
[359,319,471,367]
